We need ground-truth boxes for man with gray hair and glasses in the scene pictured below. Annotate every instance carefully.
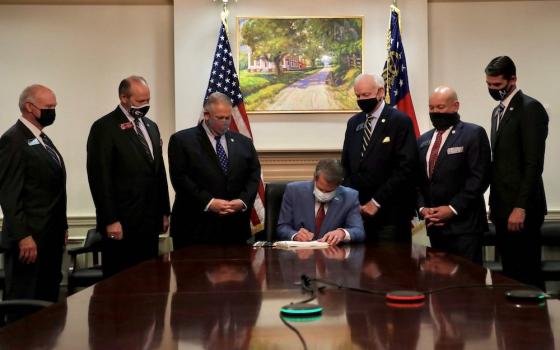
[277,159,365,245]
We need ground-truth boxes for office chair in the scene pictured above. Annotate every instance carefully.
[541,222,560,282]
[264,182,290,242]
[67,228,104,294]
[0,299,53,327]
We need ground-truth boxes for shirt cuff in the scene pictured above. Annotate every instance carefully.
[341,228,351,242]
[204,198,214,212]
[290,232,298,241]
[241,200,248,212]
[371,198,381,208]
[449,205,458,215]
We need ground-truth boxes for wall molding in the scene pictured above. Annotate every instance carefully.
[258,149,341,182]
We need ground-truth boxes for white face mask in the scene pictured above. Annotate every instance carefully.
[313,186,336,203]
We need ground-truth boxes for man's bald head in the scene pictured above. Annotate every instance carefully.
[118,75,150,111]
[429,86,459,113]
[19,84,56,112]
[19,84,57,129]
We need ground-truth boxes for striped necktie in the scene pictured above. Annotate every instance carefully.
[496,102,505,129]
[361,114,375,157]
[134,118,153,161]
[39,133,61,166]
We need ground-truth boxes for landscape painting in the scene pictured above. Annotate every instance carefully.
[237,17,363,113]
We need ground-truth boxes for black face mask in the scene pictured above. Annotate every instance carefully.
[488,81,512,101]
[357,97,378,114]
[129,104,150,119]
[37,108,56,127]
[429,112,460,131]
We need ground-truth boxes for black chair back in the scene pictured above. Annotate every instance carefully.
[264,182,289,242]
[0,299,53,327]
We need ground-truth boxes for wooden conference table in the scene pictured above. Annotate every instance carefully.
[0,243,558,349]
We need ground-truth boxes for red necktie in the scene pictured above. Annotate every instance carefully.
[315,203,325,239]
[428,130,445,178]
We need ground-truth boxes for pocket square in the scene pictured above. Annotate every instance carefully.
[382,136,391,144]
[447,146,464,155]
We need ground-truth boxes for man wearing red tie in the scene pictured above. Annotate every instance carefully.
[417,86,491,263]
[276,159,365,244]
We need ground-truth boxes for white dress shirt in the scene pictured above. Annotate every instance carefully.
[19,116,61,164]
[421,125,457,215]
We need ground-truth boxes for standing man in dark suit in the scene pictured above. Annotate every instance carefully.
[485,56,548,288]
[87,76,170,277]
[341,73,419,242]
[417,86,491,263]
[168,92,261,247]
[0,84,67,302]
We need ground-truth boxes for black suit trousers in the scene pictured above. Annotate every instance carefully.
[364,217,412,243]
[494,214,544,289]
[102,232,159,278]
[3,231,64,302]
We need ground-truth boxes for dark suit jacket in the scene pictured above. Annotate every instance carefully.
[341,105,419,226]
[0,120,67,250]
[417,121,491,236]
[168,123,261,245]
[489,90,548,219]
[86,107,170,236]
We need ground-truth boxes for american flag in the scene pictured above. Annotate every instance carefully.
[382,5,420,137]
[203,23,265,234]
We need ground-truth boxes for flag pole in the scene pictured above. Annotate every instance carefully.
[213,0,237,33]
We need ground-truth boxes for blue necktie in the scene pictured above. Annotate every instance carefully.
[215,135,229,174]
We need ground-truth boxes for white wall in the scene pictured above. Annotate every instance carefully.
[428,0,560,209]
[174,0,430,150]
[0,5,175,220]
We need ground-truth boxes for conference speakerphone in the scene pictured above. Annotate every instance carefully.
[385,290,426,303]
[280,303,323,317]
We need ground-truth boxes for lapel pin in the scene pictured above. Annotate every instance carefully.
[509,107,514,111]
[452,130,456,134]
[381,119,386,123]
[230,138,234,142]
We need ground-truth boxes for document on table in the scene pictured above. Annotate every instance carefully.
[273,241,330,249]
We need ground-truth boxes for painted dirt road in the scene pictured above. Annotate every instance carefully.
[265,67,343,111]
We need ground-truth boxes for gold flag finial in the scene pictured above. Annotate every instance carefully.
[213,0,237,33]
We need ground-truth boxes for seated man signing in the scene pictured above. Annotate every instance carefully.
[276,159,365,245]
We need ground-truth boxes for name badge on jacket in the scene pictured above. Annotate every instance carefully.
[447,146,464,155]
[27,138,40,146]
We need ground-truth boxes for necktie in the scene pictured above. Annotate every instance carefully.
[315,202,325,239]
[428,130,445,178]
[134,118,153,161]
[496,102,506,129]
[215,135,229,174]
[361,114,375,157]
[39,133,61,166]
